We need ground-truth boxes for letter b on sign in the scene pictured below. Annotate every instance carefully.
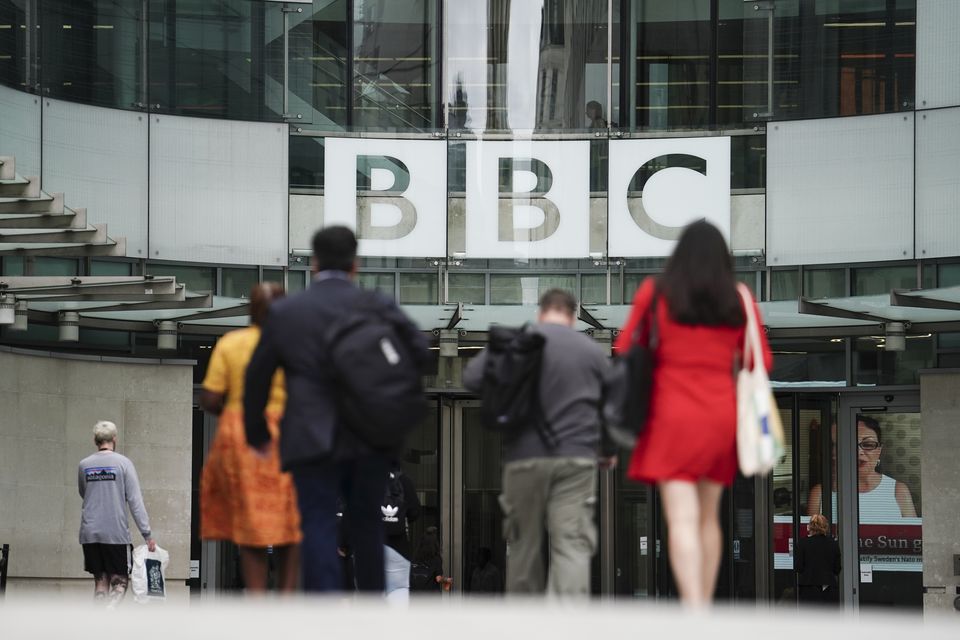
[324,138,446,257]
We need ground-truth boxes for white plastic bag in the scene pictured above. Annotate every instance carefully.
[131,544,169,604]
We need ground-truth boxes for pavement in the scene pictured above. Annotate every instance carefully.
[2,596,958,639]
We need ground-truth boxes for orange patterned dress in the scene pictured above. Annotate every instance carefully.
[200,326,301,547]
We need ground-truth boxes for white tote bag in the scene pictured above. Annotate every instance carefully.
[736,284,785,476]
[131,544,169,604]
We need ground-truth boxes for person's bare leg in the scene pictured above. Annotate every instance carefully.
[659,480,704,607]
[239,547,269,593]
[275,544,301,593]
[696,480,725,603]
[106,574,128,609]
[93,574,109,601]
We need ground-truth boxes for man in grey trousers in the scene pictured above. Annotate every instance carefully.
[463,289,613,596]
[78,420,156,606]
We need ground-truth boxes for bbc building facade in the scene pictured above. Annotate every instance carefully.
[1,0,960,613]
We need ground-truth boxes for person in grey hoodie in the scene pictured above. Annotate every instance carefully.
[463,289,613,597]
[78,420,155,605]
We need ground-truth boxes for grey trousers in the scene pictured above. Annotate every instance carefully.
[498,457,597,596]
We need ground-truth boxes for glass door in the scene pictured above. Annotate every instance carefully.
[840,396,922,610]
[772,393,838,606]
[451,400,506,594]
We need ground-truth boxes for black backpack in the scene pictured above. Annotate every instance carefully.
[380,470,407,538]
[326,291,428,452]
[478,325,555,446]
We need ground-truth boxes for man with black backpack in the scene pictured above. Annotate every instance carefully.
[382,466,420,604]
[244,226,429,594]
[463,289,612,597]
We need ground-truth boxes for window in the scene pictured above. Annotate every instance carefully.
[353,0,436,131]
[33,257,78,276]
[221,268,258,299]
[804,268,845,299]
[357,272,396,297]
[147,263,215,295]
[630,0,711,130]
[853,265,916,296]
[287,270,307,293]
[445,0,609,131]
[448,273,485,304]
[40,0,143,109]
[769,269,799,301]
[263,269,284,287]
[90,260,133,276]
[581,274,609,305]
[398,273,438,305]
[490,274,576,305]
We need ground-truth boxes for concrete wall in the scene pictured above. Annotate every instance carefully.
[0,347,193,600]
[919,370,960,614]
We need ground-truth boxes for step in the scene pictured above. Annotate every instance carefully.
[0,235,125,258]
[0,156,14,181]
[0,207,86,230]
[0,192,65,215]
[0,175,41,199]
[0,223,107,244]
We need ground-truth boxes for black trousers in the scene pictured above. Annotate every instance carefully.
[798,584,840,606]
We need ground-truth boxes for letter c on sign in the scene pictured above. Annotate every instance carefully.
[628,154,708,241]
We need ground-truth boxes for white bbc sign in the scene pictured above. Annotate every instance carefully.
[322,136,731,259]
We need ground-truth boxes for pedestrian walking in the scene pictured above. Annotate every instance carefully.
[78,420,155,606]
[382,466,421,604]
[199,282,301,593]
[795,514,841,606]
[244,225,429,594]
[463,289,612,597]
[615,220,772,607]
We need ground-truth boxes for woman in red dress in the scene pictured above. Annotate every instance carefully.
[615,221,772,606]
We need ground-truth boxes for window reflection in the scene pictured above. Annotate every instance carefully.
[0,0,28,89]
[445,0,609,132]
[630,0,711,130]
[353,0,436,131]
[41,0,143,109]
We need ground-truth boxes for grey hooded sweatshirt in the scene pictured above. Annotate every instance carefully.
[77,450,151,545]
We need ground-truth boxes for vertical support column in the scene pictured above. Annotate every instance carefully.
[754,472,772,604]
[838,402,860,609]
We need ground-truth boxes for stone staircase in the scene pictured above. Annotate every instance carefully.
[0,155,125,258]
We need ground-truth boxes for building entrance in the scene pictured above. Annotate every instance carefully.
[772,391,922,610]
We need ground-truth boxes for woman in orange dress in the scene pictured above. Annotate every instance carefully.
[200,283,301,592]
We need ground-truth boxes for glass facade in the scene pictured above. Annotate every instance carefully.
[0,0,915,128]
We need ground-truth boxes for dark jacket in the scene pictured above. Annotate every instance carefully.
[794,533,841,587]
[244,276,428,469]
[385,471,421,560]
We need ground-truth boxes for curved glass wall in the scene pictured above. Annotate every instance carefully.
[0,0,916,127]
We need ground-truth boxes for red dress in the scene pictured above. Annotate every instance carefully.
[614,278,773,486]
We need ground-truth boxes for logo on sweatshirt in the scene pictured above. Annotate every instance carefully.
[85,466,118,482]
[381,505,400,522]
